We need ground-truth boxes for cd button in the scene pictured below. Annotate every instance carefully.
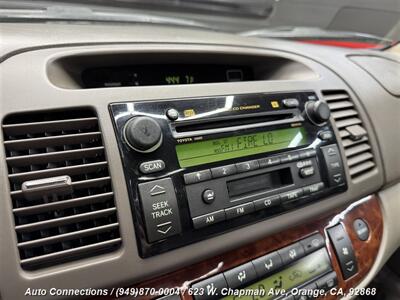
[192,210,225,229]
[236,160,259,173]
[253,195,280,211]
[211,164,236,178]
[225,202,255,219]
[184,170,212,185]
[258,156,280,168]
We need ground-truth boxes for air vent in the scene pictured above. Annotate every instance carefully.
[2,109,121,270]
[322,91,375,180]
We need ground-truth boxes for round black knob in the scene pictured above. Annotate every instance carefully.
[305,101,331,124]
[124,116,163,152]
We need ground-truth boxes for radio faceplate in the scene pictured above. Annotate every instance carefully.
[109,91,347,257]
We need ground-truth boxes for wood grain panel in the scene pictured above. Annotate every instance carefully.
[97,195,382,300]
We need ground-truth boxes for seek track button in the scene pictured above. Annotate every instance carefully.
[138,178,182,243]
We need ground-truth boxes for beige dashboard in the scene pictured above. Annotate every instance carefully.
[0,23,399,300]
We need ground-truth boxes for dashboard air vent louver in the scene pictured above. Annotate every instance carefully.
[2,109,121,270]
[322,91,375,180]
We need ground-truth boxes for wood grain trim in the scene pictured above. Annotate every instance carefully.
[99,195,382,300]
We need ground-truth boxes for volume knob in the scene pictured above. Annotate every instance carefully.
[124,116,163,153]
[305,101,331,125]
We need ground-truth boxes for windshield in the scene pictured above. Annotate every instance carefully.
[1,0,399,49]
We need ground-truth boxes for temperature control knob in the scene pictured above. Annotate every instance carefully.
[124,116,163,153]
[305,101,331,125]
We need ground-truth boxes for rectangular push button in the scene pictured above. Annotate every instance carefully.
[321,144,346,186]
[138,178,182,243]
[327,224,358,279]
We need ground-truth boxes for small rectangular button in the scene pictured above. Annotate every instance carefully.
[299,166,315,178]
[280,189,303,203]
[282,98,299,108]
[253,195,281,211]
[278,242,305,264]
[316,272,338,291]
[321,144,345,187]
[303,182,324,195]
[224,262,257,288]
[327,224,358,279]
[280,152,300,163]
[319,130,334,141]
[211,164,236,178]
[138,178,182,243]
[252,251,282,277]
[236,160,259,173]
[140,160,166,174]
[184,170,212,185]
[192,274,227,300]
[225,202,255,220]
[299,149,317,159]
[300,233,325,254]
[192,210,225,229]
[258,156,280,168]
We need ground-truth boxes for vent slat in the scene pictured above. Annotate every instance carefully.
[323,91,375,180]
[344,143,371,158]
[17,223,119,249]
[341,136,369,148]
[8,161,108,184]
[323,93,350,102]
[334,117,362,129]
[13,192,114,216]
[3,109,120,270]
[2,117,98,136]
[327,101,354,110]
[331,109,358,120]
[15,207,117,233]
[20,238,122,268]
[347,152,374,167]
[4,132,102,151]
[10,176,112,201]
[6,146,105,167]
[349,161,376,177]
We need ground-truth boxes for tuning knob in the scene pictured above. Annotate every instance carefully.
[304,101,331,125]
[124,116,163,153]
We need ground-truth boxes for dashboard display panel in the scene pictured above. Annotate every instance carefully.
[176,127,308,168]
[82,64,253,88]
[222,248,331,300]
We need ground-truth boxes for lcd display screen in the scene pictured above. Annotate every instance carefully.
[222,248,331,300]
[176,127,307,168]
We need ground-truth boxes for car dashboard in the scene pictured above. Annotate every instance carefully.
[0,22,400,300]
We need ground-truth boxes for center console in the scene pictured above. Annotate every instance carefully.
[109,91,347,257]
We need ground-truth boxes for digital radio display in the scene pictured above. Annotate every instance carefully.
[176,127,308,168]
[222,248,331,300]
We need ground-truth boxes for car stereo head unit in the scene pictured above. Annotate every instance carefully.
[109,91,347,257]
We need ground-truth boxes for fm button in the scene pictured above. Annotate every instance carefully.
[138,178,182,243]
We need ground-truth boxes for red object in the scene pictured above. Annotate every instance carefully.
[299,39,384,49]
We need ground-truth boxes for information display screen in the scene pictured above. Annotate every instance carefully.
[222,248,331,300]
[176,127,307,168]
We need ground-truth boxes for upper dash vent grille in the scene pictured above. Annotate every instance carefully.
[322,91,376,180]
[2,109,121,270]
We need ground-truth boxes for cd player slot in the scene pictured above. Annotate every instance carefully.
[174,112,294,133]
[227,168,292,198]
